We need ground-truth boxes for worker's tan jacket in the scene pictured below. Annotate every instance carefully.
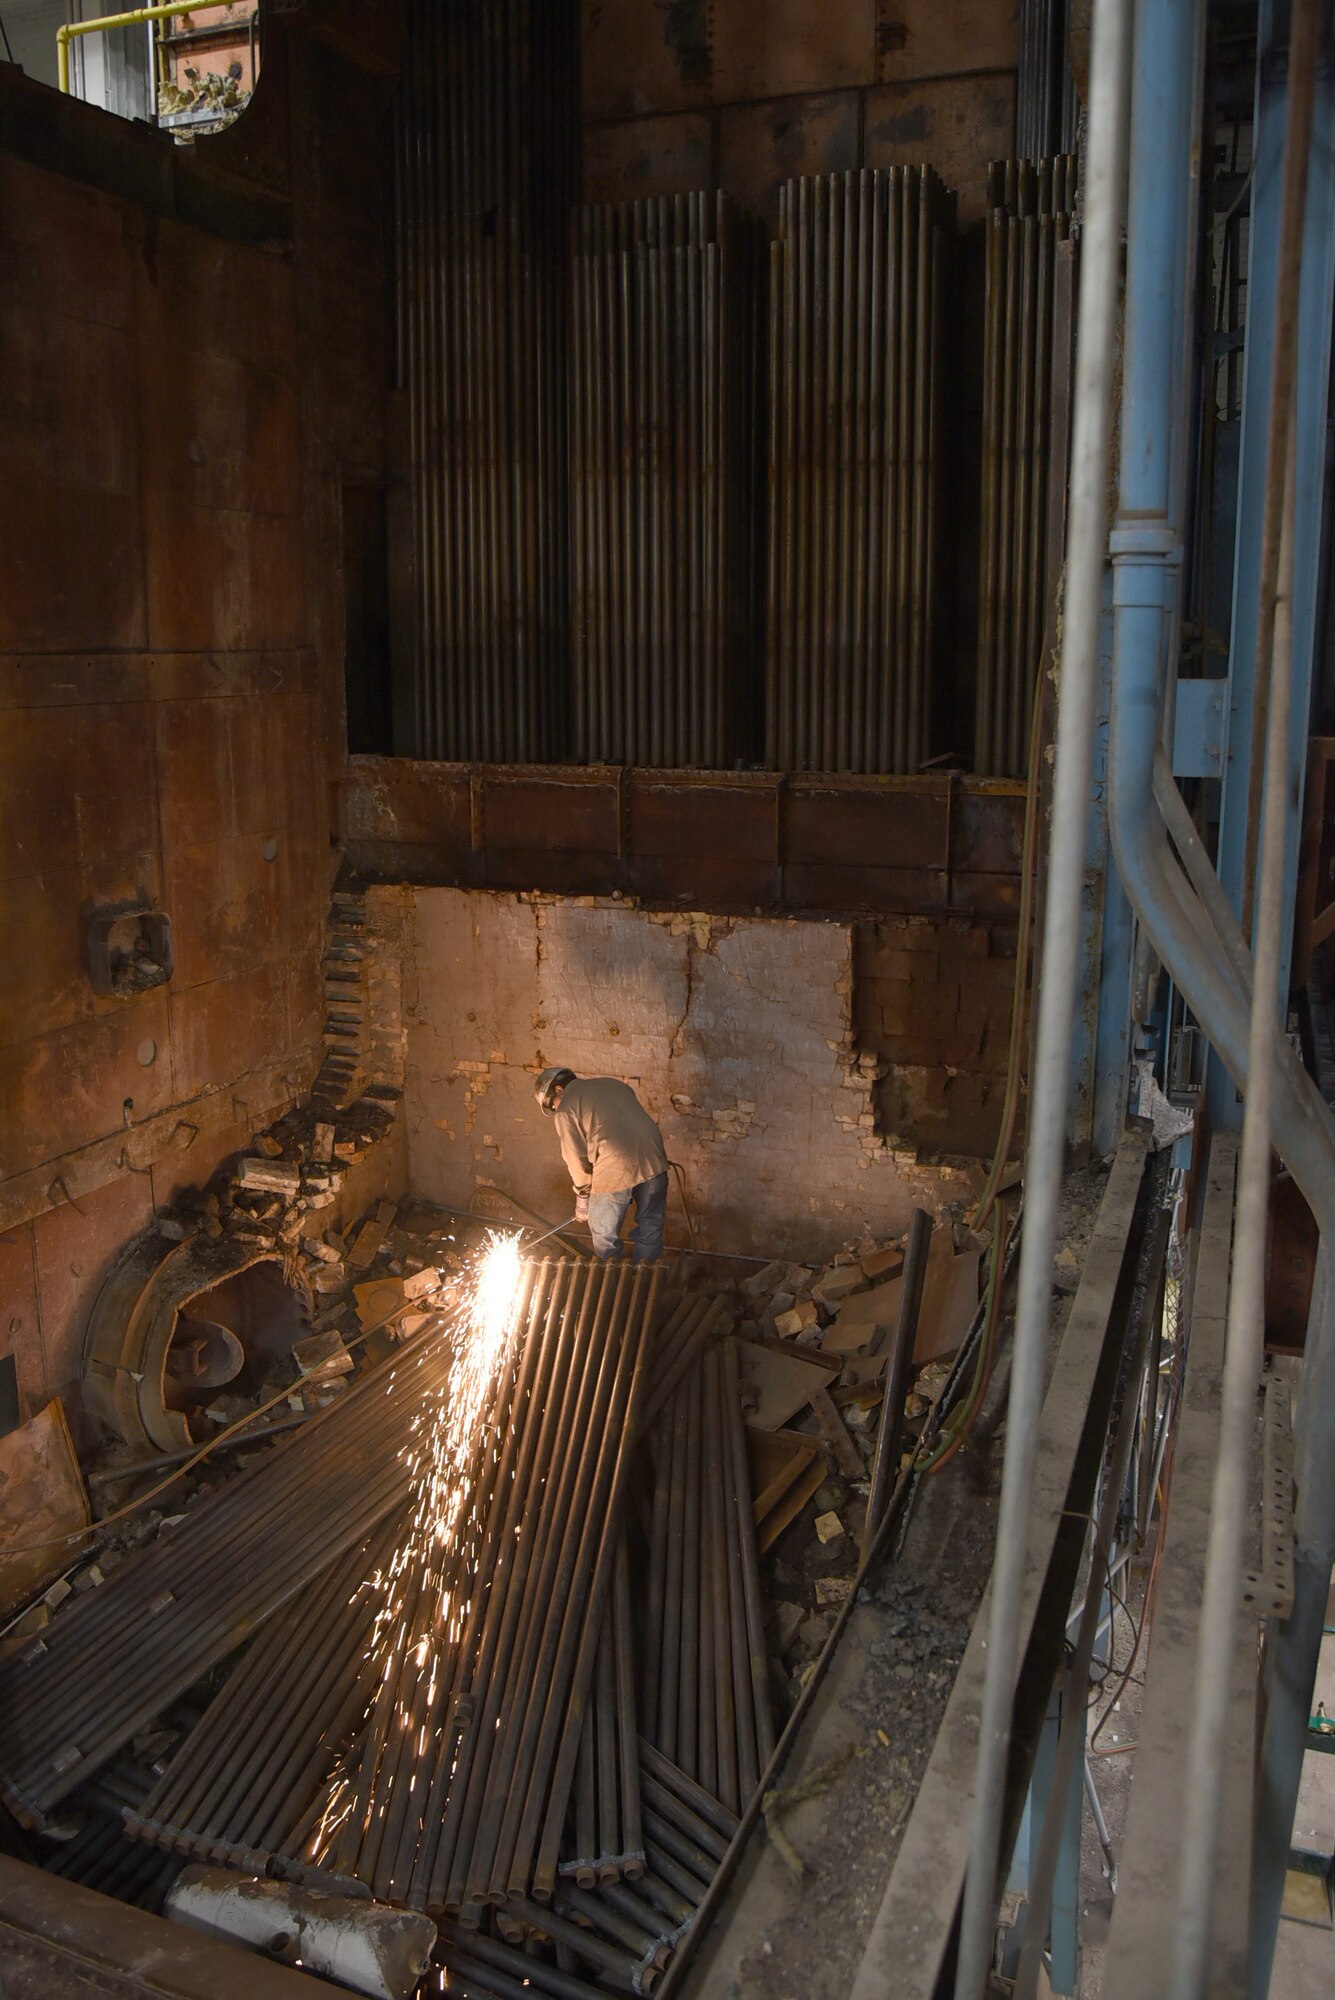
[554,1077,668,1195]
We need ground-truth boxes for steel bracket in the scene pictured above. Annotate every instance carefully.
[1171,678,1227,778]
[1241,1373,1295,1620]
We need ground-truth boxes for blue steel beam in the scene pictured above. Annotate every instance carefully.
[1208,0,1335,1129]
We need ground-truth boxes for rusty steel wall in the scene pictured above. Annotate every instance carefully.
[764,165,954,775]
[570,193,764,767]
[973,154,1076,777]
[392,0,578,762]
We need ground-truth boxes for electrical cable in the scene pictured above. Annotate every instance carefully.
[1089,1490,1167,1756]
[0,16,13,63]
[972,661,1047,1235]
[668,1160,696,1252]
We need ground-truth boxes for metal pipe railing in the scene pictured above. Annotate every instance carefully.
[950,1,1135,1988]
[56,4,221,96]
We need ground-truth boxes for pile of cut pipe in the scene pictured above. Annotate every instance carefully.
[8,1269,775,1999]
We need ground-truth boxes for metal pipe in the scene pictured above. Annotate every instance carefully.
[1016,1167,1170,1996]
[723,1336,775,1773]
[952,0,1135,1988]
[612,1536,644,1876]
[1099,0,1335,1981]
[864,1207,930,1548]
[1174,414,1302,1997]
[56,1,220,95]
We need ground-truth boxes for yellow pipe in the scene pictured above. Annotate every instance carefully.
[57,4,226,97]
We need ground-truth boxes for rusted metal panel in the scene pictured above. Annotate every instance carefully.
[951,780,1027,874]
[865,71,1017,226]
[0,155,135,330]
[481,775,621,856]
[580,0,713,122]
[30,1176,156,1418]
[782,862,950,915]
[947,868,1023,918]
[169,958,288,1102]
[141,503,304,654]
[343,754,472,850]
[709,0,878,101]
[0,1229,43,1422]
[0,993,176,1183]
[875,0,1019,83]
[2,703,157,884]
[631,853,782,909]
[135,215,297,378]
[0,866,161,1051]
[583,112,715,205]
[484,846,623,897]
[139,340,301,520]
[0,1403,89,1618]
[163,835,284,991]
[629,777,779,860]
[717,90,860,223]
[785,779,950,870]
[342,761,1025,921]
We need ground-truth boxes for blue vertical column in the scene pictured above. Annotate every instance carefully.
[1208,0,1335,1128]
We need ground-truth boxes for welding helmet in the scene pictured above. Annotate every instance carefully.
[535,1067,576,1114]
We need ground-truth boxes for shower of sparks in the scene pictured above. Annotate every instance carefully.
[309,1230,527,1869]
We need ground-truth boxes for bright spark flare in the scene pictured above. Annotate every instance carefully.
[311,1230,527,1867]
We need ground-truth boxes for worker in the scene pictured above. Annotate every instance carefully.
[534,1068,669,1264]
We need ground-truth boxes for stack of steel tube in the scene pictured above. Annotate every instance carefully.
[974,154,1077,776]
[298,1259,659,1917]
[637,1292,734,1437]
[391,0,577,761]
[764,165,954,775]
[433,1739,739,1994]
[562,1534,644,1886]
[124,1507,413,1877]
[0,1322,457,1828]
[42,1759,183,1914]
[569,192,763,769]
[1016,0,1079,160]
[641,1337,775,1814]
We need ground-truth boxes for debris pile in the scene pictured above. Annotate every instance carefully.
[730,1222,982,1703]
[1,1192,996,2000]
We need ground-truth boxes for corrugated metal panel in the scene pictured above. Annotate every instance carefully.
[570,192,764,768]
[974,153,1076,777]
[764,165,954,775]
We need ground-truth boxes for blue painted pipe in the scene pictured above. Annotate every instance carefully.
[1104,0,1335,1989]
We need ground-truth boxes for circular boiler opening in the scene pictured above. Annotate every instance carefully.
[164,1260,309,1418]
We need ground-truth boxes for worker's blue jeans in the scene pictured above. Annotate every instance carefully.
[587,1172,668,1264]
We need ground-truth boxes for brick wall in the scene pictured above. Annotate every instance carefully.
[855,914,1023,1160]
[402,888,978,1264]
[581,0,1018,226]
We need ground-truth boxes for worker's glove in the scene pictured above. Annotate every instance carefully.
[574,1190,590,1223]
